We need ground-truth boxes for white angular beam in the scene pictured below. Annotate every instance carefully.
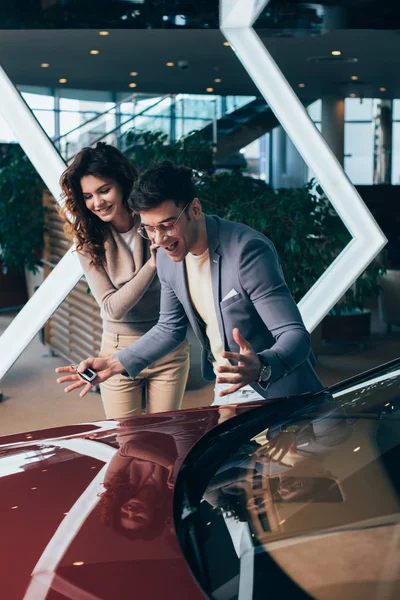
[220,0,387,332]
[0,65,82,381]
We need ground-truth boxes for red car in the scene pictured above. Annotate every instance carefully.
[1,358,400,600]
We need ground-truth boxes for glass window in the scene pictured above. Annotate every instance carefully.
[345,98,373,122]
[391,123,400,184]
[344,122,374,185]
[307,99,321,122]
[21,92,54,111]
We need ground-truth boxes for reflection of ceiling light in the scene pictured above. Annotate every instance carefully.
[298,83,305,88]
[223,41,230,46]
[90,50,100,55]
[59,78,67,84]
[166,62,174,67]
[353,446,360,452]
[129,83,137,88]
[349,93,357,98]
[73,562,85,567]
[206,87,214,93]
[11,506,18,510]
[41,63,50,68]
[351,75,358,81]
[380,87,387,92]
[214,78,222,83]
[130,71,138,76]
[331,50,341,56]
[99,31,109,36]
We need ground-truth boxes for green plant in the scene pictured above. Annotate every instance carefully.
[124,130,214,173]
[197,172,384,313]
[0,145,45,273]
[125,129,384,314]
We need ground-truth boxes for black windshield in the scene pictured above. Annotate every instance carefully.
[175,359,400,600]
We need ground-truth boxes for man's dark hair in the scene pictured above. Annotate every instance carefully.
[129,161,197,212]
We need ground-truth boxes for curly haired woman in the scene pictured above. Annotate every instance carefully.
[58,143,190,418]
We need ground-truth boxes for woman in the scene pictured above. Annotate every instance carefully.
[59,143,190,418]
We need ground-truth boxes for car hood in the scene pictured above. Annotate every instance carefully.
[0,405,260,600]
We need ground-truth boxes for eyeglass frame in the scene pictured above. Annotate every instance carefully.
[137,201,192,240]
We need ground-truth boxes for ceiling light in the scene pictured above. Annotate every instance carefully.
[41,63,50,68]
[223,42,230,46]
[298,83,305,88]
[129,83,137,88]
[214,78,222,83]
[351,75,358,81]
[349,93,357,98]
[353,446,360,452]
[99,31,109,36]
[331,50,341,56]
[166,61,175,67]
[73,562,85,567]
[380,87,387,92]
[59,78,67,84]
[90,50,100,55]
[206,87,214,93]
[130,71,138,76]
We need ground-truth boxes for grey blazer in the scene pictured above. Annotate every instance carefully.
[117,215,323,399]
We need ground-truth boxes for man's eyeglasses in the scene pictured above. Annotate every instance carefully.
[137,202,191,240]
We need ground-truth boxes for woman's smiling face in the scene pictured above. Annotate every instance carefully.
[80,174,125,224]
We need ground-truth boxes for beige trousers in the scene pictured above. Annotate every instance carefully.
[99,331,190,419]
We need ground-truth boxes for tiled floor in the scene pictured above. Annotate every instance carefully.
[0,310,399,436]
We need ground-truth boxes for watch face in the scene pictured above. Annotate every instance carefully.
[260,364,271,381]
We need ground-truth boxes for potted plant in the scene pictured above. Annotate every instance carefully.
[0,144,45,309]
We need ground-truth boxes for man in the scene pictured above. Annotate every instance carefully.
[57,161,323,404]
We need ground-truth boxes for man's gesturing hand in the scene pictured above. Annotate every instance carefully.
[216,328,261,397]
[56,355,125,398]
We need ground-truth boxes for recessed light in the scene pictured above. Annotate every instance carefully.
[380,87,387,92]
[206,87,214,93]
[90,50,100,55]
[331,50,341,56]
[129,82,137,88]
[298,83,306,88]
[214,78,222,83]
[166,61,175,67]
[59,78,67,84]
[41,63,50,68]
[351,75,358,81]
[353,446,360,453]
[130,71,138,76]
[223,41,230,46]
[99,31,109,36]
[349,93,357,98]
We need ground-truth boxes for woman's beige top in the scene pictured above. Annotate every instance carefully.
[77,224,160,335]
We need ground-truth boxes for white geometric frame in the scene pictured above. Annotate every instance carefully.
[0,65,83,381]
[0,2,388,380]
[221,0,387,333]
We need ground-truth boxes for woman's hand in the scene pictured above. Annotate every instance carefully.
[148,242,159,270]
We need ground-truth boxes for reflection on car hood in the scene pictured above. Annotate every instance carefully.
[0,406,260,600]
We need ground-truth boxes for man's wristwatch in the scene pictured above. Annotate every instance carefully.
[257,358,272,384]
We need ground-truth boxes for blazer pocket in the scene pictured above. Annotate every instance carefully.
[220,292,243,309]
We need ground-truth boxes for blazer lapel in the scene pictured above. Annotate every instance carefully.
[209,250,226,350]
[176,261,205,343]
[206,216,226,350]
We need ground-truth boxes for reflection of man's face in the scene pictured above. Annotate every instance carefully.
[276,475,315,502]
[120,497,151,531]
